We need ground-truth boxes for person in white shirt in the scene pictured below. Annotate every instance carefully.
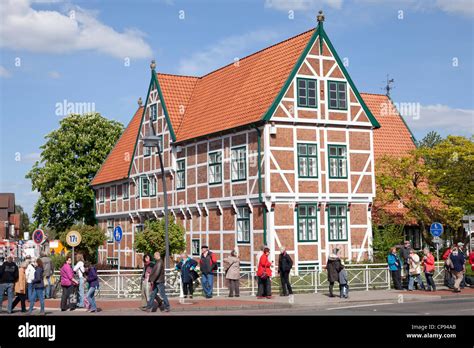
[73,254,85,308]
[25,257,36,303]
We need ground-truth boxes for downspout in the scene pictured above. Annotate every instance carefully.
[254,125,267,245]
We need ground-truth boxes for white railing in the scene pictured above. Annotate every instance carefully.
[53,262,447,298]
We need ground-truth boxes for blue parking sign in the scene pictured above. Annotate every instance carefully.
[430,222,443,237]
[114,226,123,243]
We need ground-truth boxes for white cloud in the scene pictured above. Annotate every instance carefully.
[178,29,280,76]
[0,0,153,59]
[404,104,474,137]
[264,0,343,11]
[23,153,42,162]
[435,0,474,17]
[48,71,61,79]
[0,65,12,78]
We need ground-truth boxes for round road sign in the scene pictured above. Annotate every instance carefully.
[66,230,82,247]
[33,229,45,245]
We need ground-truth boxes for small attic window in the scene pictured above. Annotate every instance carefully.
[328,81,347,110]
[297,78,317,108]
[150,104,157,121]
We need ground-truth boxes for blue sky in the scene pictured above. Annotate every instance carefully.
[1,0,473,218]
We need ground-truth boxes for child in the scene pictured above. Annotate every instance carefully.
[339,264,349,299]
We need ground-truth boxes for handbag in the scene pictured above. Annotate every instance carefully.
[260,265,268,280]
[190,269,199,281]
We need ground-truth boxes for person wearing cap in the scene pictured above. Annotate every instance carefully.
[325,248,342,297]
[199,245,218,299]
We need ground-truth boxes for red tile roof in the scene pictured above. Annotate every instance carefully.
[173,29,315,142]
[91,106,144,186]
[361,93,416,160]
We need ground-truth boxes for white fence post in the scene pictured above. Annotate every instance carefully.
[365,265,369,291]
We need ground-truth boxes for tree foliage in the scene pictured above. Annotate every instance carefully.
[14,205,30,236]
[134,217,186,263]
[26,113,123,232]
[371,224,404,262]
[59,224,106,263]
[416,131,443,149]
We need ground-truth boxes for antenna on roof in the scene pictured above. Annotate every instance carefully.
[382,74,395,97]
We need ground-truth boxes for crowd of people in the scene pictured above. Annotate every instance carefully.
[388,240,471,293]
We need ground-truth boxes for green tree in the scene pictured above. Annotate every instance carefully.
[26,113,123,232]
[416,131,443,149]
[59,224,106,263]
[134,217,186,263]
[371,224,404,262]
[14,205,30,236]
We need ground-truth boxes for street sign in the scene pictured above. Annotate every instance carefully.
[433,236,441,244]
[114,226,123,243]
[33,229,45,245]
[66,230,82,247]
[430,222,443,237]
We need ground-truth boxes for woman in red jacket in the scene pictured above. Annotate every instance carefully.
[422,248,436,291]
[469,250,474,272]
[257,247,272,299]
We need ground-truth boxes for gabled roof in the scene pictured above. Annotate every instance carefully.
[361,93,416,159]
[164,29,316,142]
[91,106,144,186]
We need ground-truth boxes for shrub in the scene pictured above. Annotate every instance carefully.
[371,224,404,263]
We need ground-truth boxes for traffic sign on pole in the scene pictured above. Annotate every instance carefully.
[430,222,443,237]
[113,226,123,243]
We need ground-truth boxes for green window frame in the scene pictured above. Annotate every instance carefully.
[231,146,246,182]
[328,145,347,179]
[236,207,251,244]
[111,185,117,201]
[99,188,105,203]
[140,176,149,197]
[297,204,318,242]
[297,143,318,178]
[176,159,185,190]
[150,104,157,121]
[208,151,222,184]
[191,239,200,256]
[123,183,129,199]
[328,81,347,110]
[297,78,317,108]
[328,204,348,241]
[149,177,156,196]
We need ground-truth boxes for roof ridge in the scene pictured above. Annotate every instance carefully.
[360,92,387,97]
[157,72,200,79]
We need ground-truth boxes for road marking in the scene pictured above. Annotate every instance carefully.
[459,308,474,312]
[326,302,393,311]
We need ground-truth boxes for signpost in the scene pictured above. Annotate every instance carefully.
[33,229,45,245]
[114,226,123,273]
[430,222,443,262]
[66,230,82,267]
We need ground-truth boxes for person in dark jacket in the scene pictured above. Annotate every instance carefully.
[278,246,293,296]
[40,252,54,299]
[326,249,342,297]
[449,247,466,293]
[85,262,99,312]
[0,256,19,314]
[140,254,154,308]
[199,246,218,299]
[28,258,45,315]
[399,241,411,283]
[176,252,198,299]
[142,252,170,312]
[387,247,403,290]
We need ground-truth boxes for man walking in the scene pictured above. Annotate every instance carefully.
[143,252,170,312]
[40,252,54,299]
[0,256,19,314]
[278,247,293,296]
[199,245,218,299]
[449,247,466,293]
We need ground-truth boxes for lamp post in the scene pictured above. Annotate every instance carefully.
[142,105,170,269]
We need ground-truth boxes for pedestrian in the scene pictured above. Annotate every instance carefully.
[399,241,412,284]
[257,247,272,299]
[339,263,349,299]
[326,248,342,297]
[73,253,86,308]
[140,254,154,307]
[449,247,466,293]
[0,256,19,314]
[443,246,455,288]
[199,245,218,299]
[60,256,78,311]
[84,262,99,313]
[387,247,403,290]
[142,251,170,312]
[278,246,293,297]
[25,257,36,301]
[224,250,240,298]
[469,248,474,272]
[422,247,436,292]
[176,252,198,299]
[12,261,28,313]
[457,243,467,289]
[28,258,45,315]
[255,245,266,297]
[40,252,54,299]
[408,250,425,291]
